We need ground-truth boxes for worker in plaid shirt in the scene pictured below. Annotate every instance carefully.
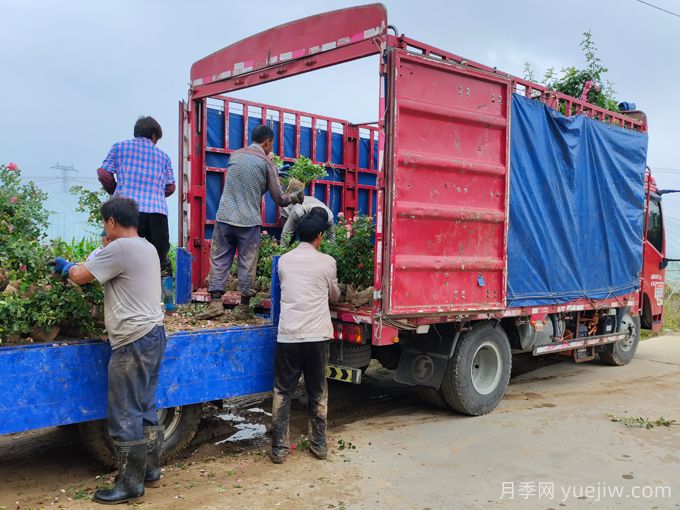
[97,116,175,282]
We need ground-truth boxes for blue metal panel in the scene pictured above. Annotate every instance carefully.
[205,223,214,241]
[229,112,244,150]
[205,153,229,168]
[300,126,312,158]
[247,117,261,145]
[315,129,328,162]
[175,248,192,305]
[263,191,278,224]
[207,108,225,148]
[331,132,343,164]
[0,326,277,435]
[358,172,376,186]
[359,137,370,168]
[283,124,296,158]
[206,172,224,222]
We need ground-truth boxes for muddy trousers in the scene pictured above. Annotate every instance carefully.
[208,222,261,299]
[271,340,330,456]
[107,326,168,443]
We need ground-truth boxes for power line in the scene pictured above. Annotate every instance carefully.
[636,0,680,18]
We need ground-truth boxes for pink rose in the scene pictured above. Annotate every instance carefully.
[7,224,14,233]
[10,196,17,203]
[45,284,52,290]
[19,264,27,271]
[337,212,345,218]
[262,230,268,236]
[7,162,17,171]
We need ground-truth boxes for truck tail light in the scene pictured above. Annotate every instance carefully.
[332,322,364,344]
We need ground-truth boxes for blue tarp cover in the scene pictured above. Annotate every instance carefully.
[507,94,648,307]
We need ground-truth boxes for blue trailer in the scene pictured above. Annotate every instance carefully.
[0,254,282,466]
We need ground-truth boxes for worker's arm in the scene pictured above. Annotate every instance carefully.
[98,144,118,195]
[48,257,95,285]
[163,153,176,197]
[280,207,301,247]
[97,167,117,195]
[266,162,303,207]
[68,264,96,285]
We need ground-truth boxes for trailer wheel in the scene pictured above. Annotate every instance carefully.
[78,404,203,468]
[599,313,640,366]
[441,322,511,416]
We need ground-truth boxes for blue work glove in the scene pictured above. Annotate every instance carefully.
[48,257,76,276]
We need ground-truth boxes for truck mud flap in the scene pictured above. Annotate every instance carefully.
[393,333,458,389]
[326,364,362,384]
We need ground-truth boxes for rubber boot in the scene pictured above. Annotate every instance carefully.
[144,426,164,488]
[161,276,176,312]
[93,440,146,505]
[197,293,225,319]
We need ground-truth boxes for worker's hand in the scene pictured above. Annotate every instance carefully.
[47,257,76,276]
[291,190,305,205]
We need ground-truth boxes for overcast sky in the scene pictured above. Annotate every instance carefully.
[1,0,679,254]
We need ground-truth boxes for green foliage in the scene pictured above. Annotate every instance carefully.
[70,185,108,231]
[528,30,620,112]
[272,154,328,187]
[321,215,375,289]
[550,31,619,112]
[0,163,104,343]
[252,215,375,292]
[522,62,536,82]
[609,414,677,429]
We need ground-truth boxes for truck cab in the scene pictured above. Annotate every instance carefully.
[641,171,667,332]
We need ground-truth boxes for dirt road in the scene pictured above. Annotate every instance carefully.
[2,336,679,509]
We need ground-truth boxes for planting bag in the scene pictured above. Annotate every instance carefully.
[507,94,648,307]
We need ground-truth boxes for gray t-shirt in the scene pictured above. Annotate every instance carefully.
[84,237,164,349]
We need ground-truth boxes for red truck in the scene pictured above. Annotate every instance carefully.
[179,4,667,416]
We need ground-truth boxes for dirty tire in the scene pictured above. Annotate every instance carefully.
[599,313,640,366]
[441,322,511,416]
[329,342,371,372]
[416,387,449,410]
[78,404,203,468]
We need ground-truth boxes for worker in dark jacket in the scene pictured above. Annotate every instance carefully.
[199,125,304,319]
[50,197,167,504]
[97,116,175,309]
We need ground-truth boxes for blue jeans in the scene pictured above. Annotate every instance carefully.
[107,325,167,443]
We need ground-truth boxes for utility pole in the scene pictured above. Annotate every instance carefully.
[51,163,78,192]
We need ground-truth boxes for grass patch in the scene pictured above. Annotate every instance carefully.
[609,414,676,429]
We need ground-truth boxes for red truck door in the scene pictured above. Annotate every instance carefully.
[382,50,511,316]
[641,191,665,331]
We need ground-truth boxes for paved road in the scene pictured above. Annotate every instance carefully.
[1,336,679,509]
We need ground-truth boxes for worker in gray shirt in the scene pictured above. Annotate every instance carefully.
[49,197,166,504]
[199,125,303,319]
[280,195,335,247]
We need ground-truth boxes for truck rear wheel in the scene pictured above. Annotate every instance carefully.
[78,404,203,468]
[329,342,371,373]
[441,323,511,416]
[599,313,640,366]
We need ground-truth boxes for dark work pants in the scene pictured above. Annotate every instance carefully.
[138,212,172,276]
[208,222,261,298]
[271,341,330,456]
[107,325,168,443]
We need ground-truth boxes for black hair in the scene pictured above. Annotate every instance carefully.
[252,125,274,144]
[308,206,329,224]
[134,116,163,141]
[100,197,139,228]
[296,210,327,243]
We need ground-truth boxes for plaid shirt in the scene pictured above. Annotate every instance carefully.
[101,137,174,215]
